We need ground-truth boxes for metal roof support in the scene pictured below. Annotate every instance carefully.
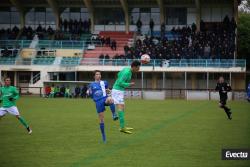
[83,0,94,33]
[195,0,201,31]
[120,0,129,33]
[46,0,60,30]
[156,0,165,24]
[10,0,26,28]
[233,0,238,24]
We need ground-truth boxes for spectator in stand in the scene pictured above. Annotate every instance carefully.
[81,85,88,98]
[70,86,75,98]
[36,24,42,33]
[149,19,154,36]
[99,54,104,59]
[54,86,60,97]
[49,85,55,98]
[60,85,66,97]
[111,40,117,50]
[200,20,205,32]
[160,22,166,39]
[83,19,88,32]
[100,36,105,46]
[191,23,197,32]
[204,44,211,59]
[80,18,84,33]
[59,17,63,31]
[47,26,54,36]
[124,45,129,57]
[87,18,91,32]
[74,85,80,98]
[44,85,51,98]
[136,18,142,34]
[74,19,78,34]
[105,54,110,60]
[69,19,73,33]
[105,37,111,46]
[63,19,68,32]
[65,86,71,98]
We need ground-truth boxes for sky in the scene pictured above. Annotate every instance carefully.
[239,0,250,13]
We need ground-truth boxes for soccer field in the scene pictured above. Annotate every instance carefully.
[0,97,249,167]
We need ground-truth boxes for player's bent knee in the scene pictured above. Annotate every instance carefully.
[105,97,114,105]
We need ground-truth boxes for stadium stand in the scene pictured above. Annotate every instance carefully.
[32,56,55,65]
[0,0,246,95]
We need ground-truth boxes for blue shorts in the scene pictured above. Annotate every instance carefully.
[95,97,108,113]
[247,92,250,98]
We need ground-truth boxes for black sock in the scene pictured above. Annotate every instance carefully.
[27,127,30,131]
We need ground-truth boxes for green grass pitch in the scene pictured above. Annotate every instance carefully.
[0,97,249,167]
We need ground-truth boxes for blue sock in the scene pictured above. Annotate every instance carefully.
[109,103,116,116]
[99,122,106,142]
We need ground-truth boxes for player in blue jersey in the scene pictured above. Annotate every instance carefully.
[87,70,118,142]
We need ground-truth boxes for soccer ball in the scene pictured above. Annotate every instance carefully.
[140,54,151,64]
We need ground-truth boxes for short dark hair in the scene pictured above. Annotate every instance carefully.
[4,77,10,81]
[131,60,141,67]
[94,70,101,75]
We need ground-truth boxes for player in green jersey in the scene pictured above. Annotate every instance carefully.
[112,60,141,134]
[0,77,32,134]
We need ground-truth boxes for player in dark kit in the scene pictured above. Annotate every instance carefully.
[215,76,232,120]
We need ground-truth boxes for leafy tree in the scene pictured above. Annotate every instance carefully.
[237,12,250,69]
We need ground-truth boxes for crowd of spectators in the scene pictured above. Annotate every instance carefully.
[44,84,88,98]
[0,18,91,41]
[59,18,91,34]
[20,25,54,40]
[54,18,91,40]
[0,26,20,40]
[124,16,237,60]
[92,35,117,50]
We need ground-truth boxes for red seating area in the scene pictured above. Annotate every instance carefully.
[82,31,133,59]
